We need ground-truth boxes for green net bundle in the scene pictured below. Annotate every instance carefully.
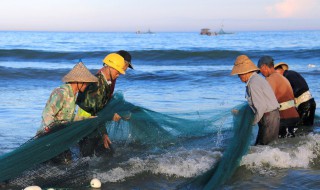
[0,93,220,186]
[180,103,254,189]
[0,93,253,190]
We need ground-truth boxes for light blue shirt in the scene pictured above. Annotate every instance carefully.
[246,72,279,124]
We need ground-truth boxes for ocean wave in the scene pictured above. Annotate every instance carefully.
[0,65,231,82]
[0,49,240,63]
[1,49,320,63]
[0,66,69,80]
[240,134,320,173]
[0,49,105,62]
[95,148,221,183]
[1,64,318,83]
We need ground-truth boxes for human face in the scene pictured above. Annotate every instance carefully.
[78,82,89,92]
[238,72,251,83]
[109,67,121,79]
[259,64,268,77]
[124,62,129,71]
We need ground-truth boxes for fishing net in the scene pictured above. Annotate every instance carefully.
[0,92,254,189]
[179,103,255,190]
[0,92,227,189]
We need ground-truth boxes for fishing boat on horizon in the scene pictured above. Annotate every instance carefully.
[136,29,155,34]
[200,24,234,36]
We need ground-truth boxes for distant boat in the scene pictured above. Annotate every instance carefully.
[217,27,233,35]
[200,28,217,36]
[145,29,154,34]
[200,25,233,36]
[136,29,155,34]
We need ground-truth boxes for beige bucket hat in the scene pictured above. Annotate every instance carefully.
[231,55,259,75]
[274,62,289,71]
[62,62,98,83]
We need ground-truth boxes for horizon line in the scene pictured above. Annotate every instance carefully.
[0,29,320,33]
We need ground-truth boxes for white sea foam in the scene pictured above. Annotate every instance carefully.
[95,148,221,183]
[240,134,320,172]
[308,64,316,68]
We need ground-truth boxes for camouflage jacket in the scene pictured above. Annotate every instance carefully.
[37,84,76,134]
[76,72,115,116]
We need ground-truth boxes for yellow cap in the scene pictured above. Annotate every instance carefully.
[103,53,126,74]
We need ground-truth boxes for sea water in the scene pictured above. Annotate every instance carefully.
[0,31,319,189]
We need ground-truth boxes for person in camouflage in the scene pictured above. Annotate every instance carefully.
[37,62,98,135]
[76,50,133,157]
[37,62,98,163]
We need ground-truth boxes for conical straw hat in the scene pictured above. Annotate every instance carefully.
[62,62,98,83]
[231,55,259,75]
[274,62,289,71]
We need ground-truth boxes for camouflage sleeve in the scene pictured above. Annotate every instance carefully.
[76,82,99,115]
[41,88,65,128]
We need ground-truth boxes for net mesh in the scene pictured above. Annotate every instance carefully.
[0,92,253,189]
[179,103,254,189]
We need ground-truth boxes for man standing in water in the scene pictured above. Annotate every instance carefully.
[76,51,133,157]
[37,62,98,163]
[274,62,316,126]
[37,62,98,135]
[258,56,300,138]
[231,55,280,145]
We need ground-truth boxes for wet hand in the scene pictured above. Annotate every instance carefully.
[112,113,122,122]
[103,134,112,149]
[231,109,239,115]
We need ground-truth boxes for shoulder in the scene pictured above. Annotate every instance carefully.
[51,84,69,98]
[268,72,284,82]
[272,73,292,89]
[97,73,107,85]
[285,70,299,77]
[249,74,267,86]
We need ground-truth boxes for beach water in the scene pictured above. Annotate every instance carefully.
[0,31,320,189]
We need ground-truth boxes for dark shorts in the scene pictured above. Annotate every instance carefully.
[256,109,280,145]
[279,117,300,138]
[49,149,72,164]
[297,98,316,126]
[79,127,114,157]
[79,136,105,157]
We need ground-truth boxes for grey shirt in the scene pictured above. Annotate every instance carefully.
[246,72,279,124]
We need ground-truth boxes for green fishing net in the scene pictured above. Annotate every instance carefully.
[180,103,254,190]
[0,92,254,190]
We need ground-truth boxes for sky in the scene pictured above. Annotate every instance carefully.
[0,0,319,32]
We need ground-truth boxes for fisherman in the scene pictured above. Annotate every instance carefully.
[257,56,300,138]
[274,62,316,126]
[76,50,133,157]
[37,62,98,135]
[231,55,280,145]
[37,62,98,163]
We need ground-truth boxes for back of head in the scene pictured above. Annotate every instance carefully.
[116,50,133,69]
[258,56,274,68]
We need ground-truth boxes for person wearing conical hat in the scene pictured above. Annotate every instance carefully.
[36,62,98,136]
[258,56,300,138]
[76,51,134,157]
[231,55,280,145]
[274,62,316,126]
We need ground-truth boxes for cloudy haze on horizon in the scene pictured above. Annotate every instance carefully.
[0,0,319,32]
